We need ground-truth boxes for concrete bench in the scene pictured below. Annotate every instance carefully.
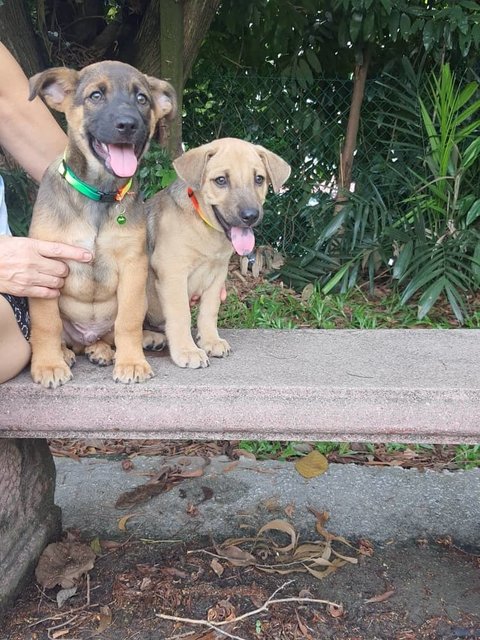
[1,328,479,616]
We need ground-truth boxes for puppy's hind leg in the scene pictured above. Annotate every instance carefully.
[85,339,115,366]
[143,329,167,351]
[61,343,76,367]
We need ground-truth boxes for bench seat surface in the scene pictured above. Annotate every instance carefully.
[2,329,479,443]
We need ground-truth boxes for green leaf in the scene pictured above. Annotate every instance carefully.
[423,20,434,50]
[363,11,375,41]
[393,241,413,280]
[389,10,400,41]
[322,263,351,294]
[379,0,392,14]
[338,18,349,47]
[472,22,480,47]
[296,58,314,85]
[317,210,348,244]
[417,276,445,319]
[350,12,364,43]
[466,199,480,226]
[458,32,471,57]
[401,266,444,303]
[399,13,411,40]
[473,243,480,283]
[444,281,465,324]
[305,49,321,73]
[459,0,480,10]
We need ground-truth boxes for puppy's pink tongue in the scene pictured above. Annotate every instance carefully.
[107,144,138,177]
[230,226,255,256]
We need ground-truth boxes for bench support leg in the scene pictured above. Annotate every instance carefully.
[0,438,61,618]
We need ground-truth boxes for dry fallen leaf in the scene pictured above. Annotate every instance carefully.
[115,460,209,509]
[207,599,236,623]
[186,503,199,517]
[257,519,297,553]
[209,517,361,581]
[94,605,112,634]
[295,450,329,478]
[296,610,314,639]
[222,461,240,473]
[327,603,344,618]
[210,558,225,577]
[215,544,256,567]
[56,586,77,608]
[90,536,102,556]
[35,542,96,589]
[118,513,137,532]
[231,448,256,460]
[139,577,152,591]
[121,459,134,472]
[365,589,395,604]
[100,539,123,551]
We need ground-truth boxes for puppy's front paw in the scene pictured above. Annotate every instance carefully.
[198,337,231,359]
[86,341,115,366]
[31,361,73,389]
[143,329,167,351]
[113,359,154,383]
[171,346,210,369]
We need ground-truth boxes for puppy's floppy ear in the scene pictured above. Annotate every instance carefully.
[255,146,291,193]
[173,144,217,191]
[145,77,177,122]
[28,67,78,113]
[145,77,177,147]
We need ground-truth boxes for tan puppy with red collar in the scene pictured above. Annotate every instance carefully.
[144,137,291,368]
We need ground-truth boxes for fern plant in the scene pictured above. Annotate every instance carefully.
[281,63,480,322]
[394,63,480,322]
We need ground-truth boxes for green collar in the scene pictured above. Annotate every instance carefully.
[58,159,133,203]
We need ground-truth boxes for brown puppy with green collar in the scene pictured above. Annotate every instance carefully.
[144,137,291,368]
[28,61,176,388]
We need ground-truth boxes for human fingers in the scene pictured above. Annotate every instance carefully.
[35,239,93,263]
[13,284,61,299]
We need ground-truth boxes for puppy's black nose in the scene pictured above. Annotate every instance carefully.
[239,208,259,225]
[114,115,138,133]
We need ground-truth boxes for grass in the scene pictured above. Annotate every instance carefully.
[238,439,480,470]
[217,281,480,330]
[221,279,480,469]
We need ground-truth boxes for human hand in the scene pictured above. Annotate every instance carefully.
[0,236,92,298]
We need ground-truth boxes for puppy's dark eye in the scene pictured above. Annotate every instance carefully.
[255,175,265,186]
[214,176,228,187]
[89,91,103,102]
[136,93,148,105]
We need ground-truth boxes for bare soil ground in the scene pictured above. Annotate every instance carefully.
[5,440,475,638]
[3,532,480,640]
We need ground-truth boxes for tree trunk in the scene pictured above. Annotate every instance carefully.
[183,0,221,81]
[335,46,371,212]
[159,0,184,158]
[0,2,46,75]
[131,0,220,157]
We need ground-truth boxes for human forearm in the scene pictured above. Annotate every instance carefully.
[0,44,67,182]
